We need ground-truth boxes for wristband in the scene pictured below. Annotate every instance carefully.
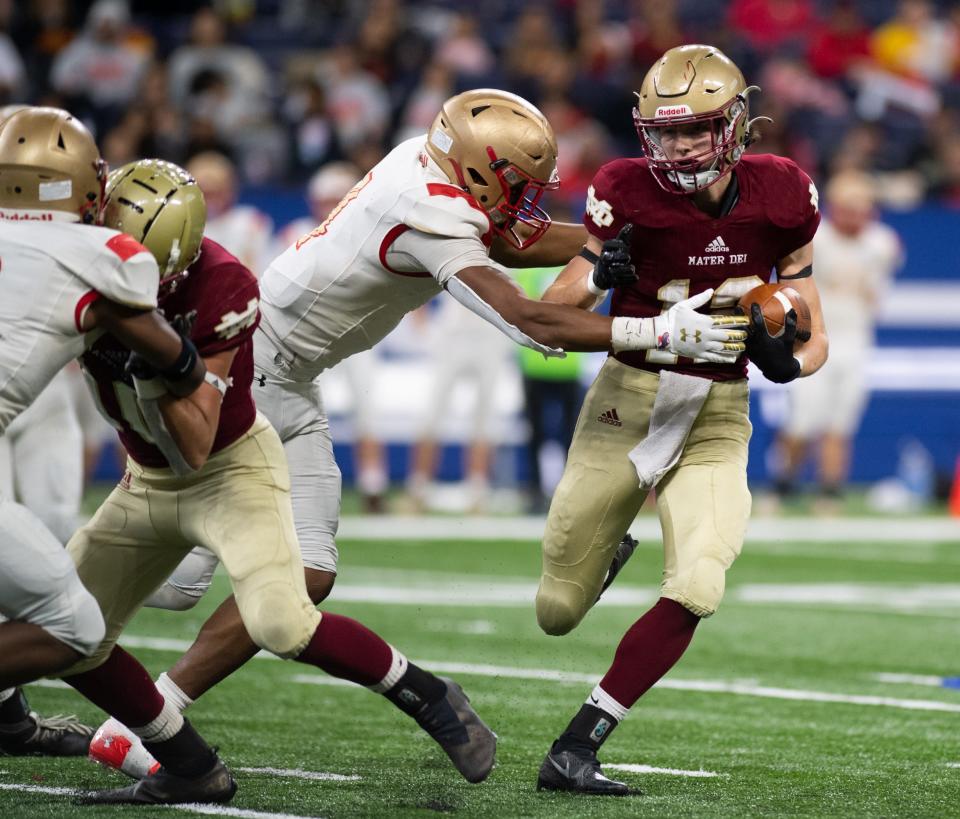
[158,335,199,383]
[204,371,230,398]
[578,246,600,265]
[611,316,656,353]
[794,352,805,377]
[586,270,607,297]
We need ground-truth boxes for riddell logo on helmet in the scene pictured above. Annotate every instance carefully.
[0,211,54,221]
[655,105,693,117]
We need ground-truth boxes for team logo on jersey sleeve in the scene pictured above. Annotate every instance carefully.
[585,185,614,228]
[214,298,259,340]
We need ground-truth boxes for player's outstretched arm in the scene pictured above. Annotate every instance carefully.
[452,266,747,362]
[490,222,587,269]
[86,300,207,397]
[448,265,611,353]
[777,241,828,377]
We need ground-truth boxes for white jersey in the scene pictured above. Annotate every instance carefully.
[813,219,902,346]
[258,136,496,381]
[0,219,158,434]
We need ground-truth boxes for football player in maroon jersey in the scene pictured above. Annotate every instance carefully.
[533,45,829,795]
[61,160,496,805]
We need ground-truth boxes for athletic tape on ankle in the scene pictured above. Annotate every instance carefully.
[587,685,629,722]
[133,698,184,743]
[368,647,408,694]
[156,672,194,713]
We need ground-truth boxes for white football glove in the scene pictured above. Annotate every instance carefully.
[653,288,748,363]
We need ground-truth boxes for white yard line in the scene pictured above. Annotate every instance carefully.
[333,580,960,613]
[0,783,319,819]
[872,672,948,687]
[236,767,359,782]
[0,782,74,796]
[162,806,319,819]
[337,515,960,543]
[735,583,960,612]
[605,763,726,778]
[292,659,960,714]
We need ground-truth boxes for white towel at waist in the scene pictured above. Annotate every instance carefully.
[627,370,712,489]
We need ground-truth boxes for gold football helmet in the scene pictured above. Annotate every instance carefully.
[0,104,29,124]
[104,159,206,297]
[425,88,560,249]
[0,106,107,222]
[634,45,766,194]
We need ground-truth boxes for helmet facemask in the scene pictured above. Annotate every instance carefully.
[634,93,750,195]
[485,147,559,250]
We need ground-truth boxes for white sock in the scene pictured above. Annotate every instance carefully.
[0,687,15,703]
[131,697,184,743]
[368,646,408,694]
[155,672,194,713]
[587,684,629,722]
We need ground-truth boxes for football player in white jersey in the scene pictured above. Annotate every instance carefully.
[90,89,748,778]
[775,170,902,505]
[0,103,93,758]
[0,107,242,795]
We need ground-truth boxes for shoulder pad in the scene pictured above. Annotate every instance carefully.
[404,183,493,245]
[187,241,260,352]
[68,226,159,309]
[584,158,675,236]
[746,155,820,230]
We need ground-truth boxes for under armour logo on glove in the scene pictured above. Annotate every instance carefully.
[652,289,748,363]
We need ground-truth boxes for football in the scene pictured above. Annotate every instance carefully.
[738,283,812,342]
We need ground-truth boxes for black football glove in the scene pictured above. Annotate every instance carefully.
[745,303,801,384]
[591,223,637,290]
[124,350,156,383]
[124,313,197,384]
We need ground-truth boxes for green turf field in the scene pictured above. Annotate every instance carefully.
[2,518,959,817]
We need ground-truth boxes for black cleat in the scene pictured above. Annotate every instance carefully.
[413,677,496,783]
[0,712,94,757]
[537,747,635,795]
[597,534,638,601]
[79,757,236,805]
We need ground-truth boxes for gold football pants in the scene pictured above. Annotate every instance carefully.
[537,358,752,635]
[64,413,321,673]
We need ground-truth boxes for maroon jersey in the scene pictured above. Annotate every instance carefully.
[584,154,820,380]
[82,238,261,468]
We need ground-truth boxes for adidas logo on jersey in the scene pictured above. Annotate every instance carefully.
[597,408,622,427]
[705,235,729,253]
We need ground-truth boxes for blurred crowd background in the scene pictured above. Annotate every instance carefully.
[7,0,960,203]
[3,0,959,515]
